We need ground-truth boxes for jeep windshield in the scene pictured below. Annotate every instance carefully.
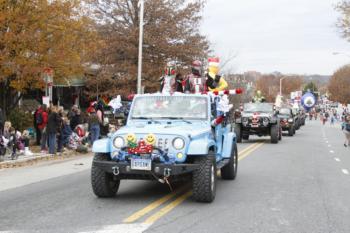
[130,95,208,120]
[243,103,273,113]
[279,108,292,116]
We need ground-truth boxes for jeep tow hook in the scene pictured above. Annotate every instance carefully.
[164,168,171,178]
[112,166,120,176]
[150,168,173,191]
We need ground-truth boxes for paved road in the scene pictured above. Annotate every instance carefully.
[0,120,349,233]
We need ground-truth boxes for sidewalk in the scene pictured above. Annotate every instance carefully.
[0,147,92,169]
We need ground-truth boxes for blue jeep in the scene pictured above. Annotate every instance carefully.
[91,93,238,202]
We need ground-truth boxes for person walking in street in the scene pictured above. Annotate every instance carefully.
[47,106,60,155]
[0,107,4,136]
[88,108,100,146]
[342,115,350,147]
[37,105,48,152]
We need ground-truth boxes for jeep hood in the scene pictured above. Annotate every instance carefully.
[115,123,211,139]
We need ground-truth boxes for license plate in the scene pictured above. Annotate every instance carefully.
[131,158,152,171]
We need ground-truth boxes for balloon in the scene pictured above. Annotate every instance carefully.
[301,92,316,111]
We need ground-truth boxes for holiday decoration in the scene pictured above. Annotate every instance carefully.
[128,139,153,155]
[145,133,156,145]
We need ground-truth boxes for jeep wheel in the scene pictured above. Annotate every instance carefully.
[91,153,120,198]
[221,144,238,180]
[288,127,294,136]
[192,154,216,202]
[270,125,278,144]
[235,125,242,143]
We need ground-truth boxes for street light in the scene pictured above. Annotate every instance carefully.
[279,77,286,96]
[137,0,144,94]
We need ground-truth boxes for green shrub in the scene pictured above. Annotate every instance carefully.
[8,108,33,132]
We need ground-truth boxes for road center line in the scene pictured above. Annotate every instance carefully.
[330,150,334,153]
[238,142,265,161]
[238,143,260,156]
[143,142,264,225]
[122,143,259,223]
[334,158,340,162]
[342,169,349,175]
[144,191,193,224]
[124,142,264,225]
[123,185,188,223]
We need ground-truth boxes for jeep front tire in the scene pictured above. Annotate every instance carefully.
[270,124,278,144]
[91,153,120,197]
[288,126,294,136]
[235,125,242,143]
[192,154,216,202]
[221,144,238,180]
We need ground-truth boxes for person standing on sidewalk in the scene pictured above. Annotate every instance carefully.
[342,115,350,147]
[33,105,41,145]
[70,108,82,131]
[0,107,4,135]
[47,106,60,155]
[88,108,100,146]
[57,107,64,154]
[37,105,48,153]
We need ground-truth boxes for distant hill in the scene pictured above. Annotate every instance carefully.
[303,75,331,85]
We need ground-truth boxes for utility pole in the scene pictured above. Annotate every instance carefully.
[137,0,144,94]
[279,77,286,96]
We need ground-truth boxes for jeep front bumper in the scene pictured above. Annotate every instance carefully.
[93,160,199,179]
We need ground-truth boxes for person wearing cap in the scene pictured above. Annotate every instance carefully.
[206,57,228,92]
[183,60,206,94]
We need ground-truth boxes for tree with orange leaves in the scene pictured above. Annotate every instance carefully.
[0,0,97,115]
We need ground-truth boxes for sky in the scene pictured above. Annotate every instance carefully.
[200,0,350,75]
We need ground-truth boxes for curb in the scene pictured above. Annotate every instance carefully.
[0,152,92,169]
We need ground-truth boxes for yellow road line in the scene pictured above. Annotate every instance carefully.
[238,142,264,161]
[143,142,265,224]
[144,191,193,224]
[238,142,259,156]
[125,142,264,224]
[123,186,187,223]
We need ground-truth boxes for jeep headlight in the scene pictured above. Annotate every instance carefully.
[288,118,293,123]
[113,136,125,149]
[172,137,185,150]
[263,117,269,126]
[242,117,248,126]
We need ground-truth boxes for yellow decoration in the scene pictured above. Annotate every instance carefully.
[207,73,228,92]
[126,133,137,143]
[208,67,219,76]
[145,133,156,145]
